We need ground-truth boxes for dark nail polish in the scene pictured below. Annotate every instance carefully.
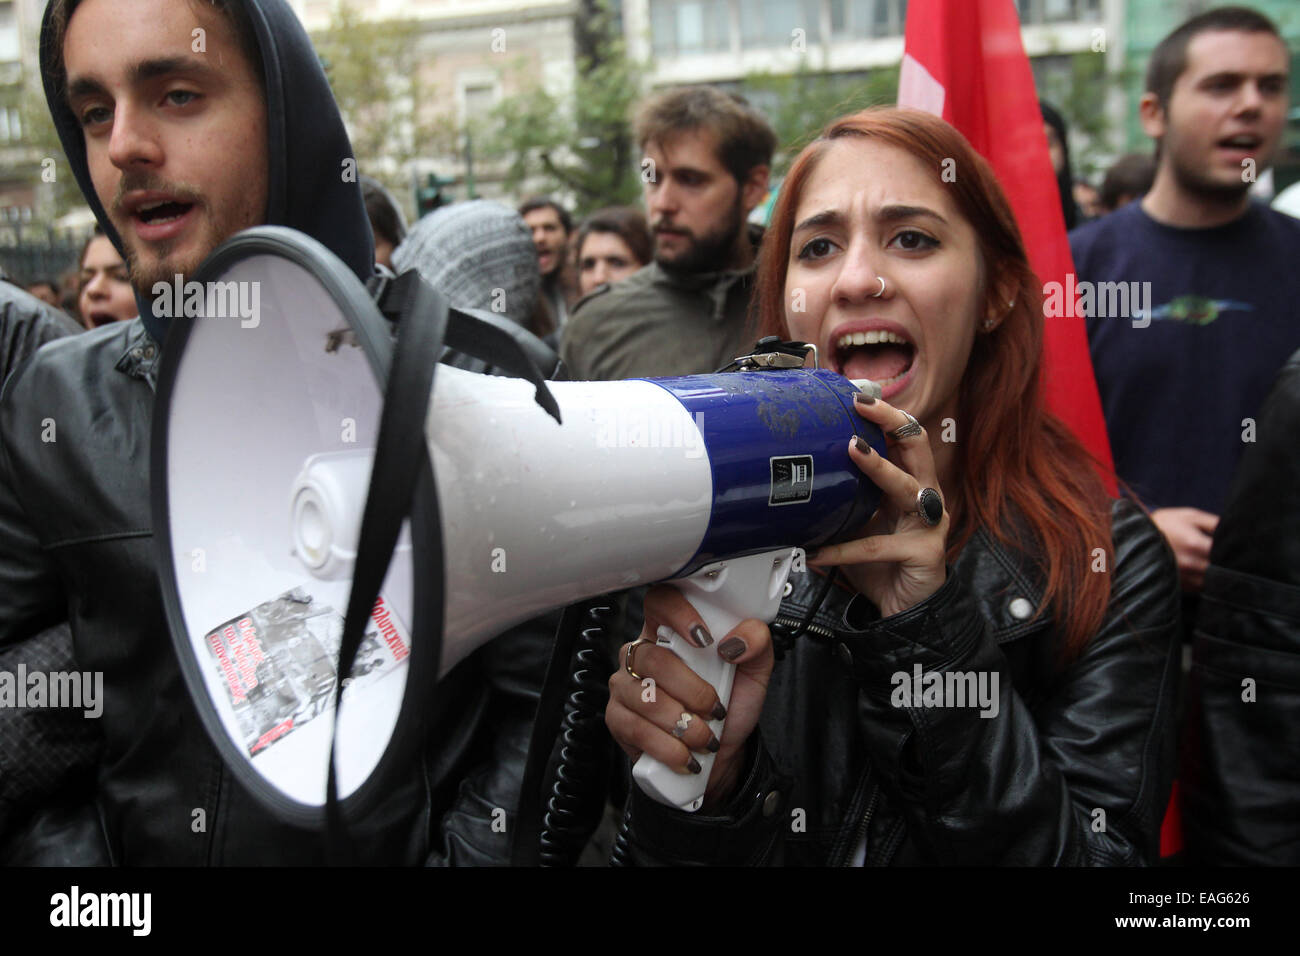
[687,757,702,774]
[689,623,713,648]
[712,702,728,721]
[706,734,720,753]
[853,435,873,454]
[854,390,877,405]
[719,636,746,661]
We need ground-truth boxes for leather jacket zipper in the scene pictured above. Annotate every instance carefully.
[841,783,881,866]
[772,615,836,641]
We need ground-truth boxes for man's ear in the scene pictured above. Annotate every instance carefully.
[1138,92,1166,143]
[741,164,770,215]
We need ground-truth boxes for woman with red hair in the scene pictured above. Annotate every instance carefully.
[605,108,1182,865]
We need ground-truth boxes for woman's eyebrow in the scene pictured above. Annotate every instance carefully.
[877,204,948,226]
[792,210,844,233]
[793,205,949,234]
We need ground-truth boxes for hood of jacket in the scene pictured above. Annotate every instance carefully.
[39,0,373,344]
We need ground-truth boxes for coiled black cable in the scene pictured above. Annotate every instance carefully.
[538,599,616,866]
[609,807,633,867]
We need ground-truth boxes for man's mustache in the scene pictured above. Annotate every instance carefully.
[110,175,204,216]
[652,220,691,236]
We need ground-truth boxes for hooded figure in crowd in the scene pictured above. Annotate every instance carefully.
[393,199,559,369]
[1040,101,1081,231]
[0,0,543,864]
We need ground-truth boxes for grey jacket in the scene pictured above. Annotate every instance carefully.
[560,226,763,381]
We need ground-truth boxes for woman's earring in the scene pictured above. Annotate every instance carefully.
[982,318,996,332]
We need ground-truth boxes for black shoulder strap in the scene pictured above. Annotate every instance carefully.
[372,271,562,423]
[325,270,447,862]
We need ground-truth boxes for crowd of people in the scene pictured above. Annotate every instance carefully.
[0,0,1296,868]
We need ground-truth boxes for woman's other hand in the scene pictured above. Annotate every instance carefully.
[809,396,949,618]
[606,585,773,811]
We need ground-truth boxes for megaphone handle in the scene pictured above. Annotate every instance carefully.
[632,549,795,813]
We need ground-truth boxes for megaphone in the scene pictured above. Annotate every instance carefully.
[153,227,887,827]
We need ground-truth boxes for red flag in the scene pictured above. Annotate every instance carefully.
[899,0,1115,487]
[898,0,1188,857]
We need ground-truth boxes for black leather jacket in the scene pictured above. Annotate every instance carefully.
[1183,347,1300,865]
[0,283,81,383]
[0,284,101,863]
[620,498,1182,865]
[0,319,547,864]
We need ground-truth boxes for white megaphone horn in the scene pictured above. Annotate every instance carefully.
[153,227,886,827]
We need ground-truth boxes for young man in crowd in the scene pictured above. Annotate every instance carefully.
[519,196,576,328]
[1072,6,1298,607]
[0,0,541,865]
[561,86,775,381]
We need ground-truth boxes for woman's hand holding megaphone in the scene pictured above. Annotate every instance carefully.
[808,395,950,618]
[607,587,774,813]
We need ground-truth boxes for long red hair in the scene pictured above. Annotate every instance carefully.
[757,107,1113,663]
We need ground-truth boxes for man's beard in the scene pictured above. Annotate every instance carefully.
[123,240,209,293]
[1166,137,1258,203]
[654,192,746,276]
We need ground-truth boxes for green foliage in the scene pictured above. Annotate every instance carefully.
[2,80,86,222]
[1037,52,1134,180]
[739,63,901,175]
[479,1,643,215]
[314,2,457,207]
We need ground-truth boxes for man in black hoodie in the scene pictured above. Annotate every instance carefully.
[0,0,540,864]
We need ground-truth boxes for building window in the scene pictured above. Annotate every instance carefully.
[739,0,764,46]
[0,2,19,64]
[1044,0,1076,22]
[1017,0,1102,25]
[0,106,21,144]
[649,0,730,55]
[460,80,499,134]
[464,84,496,117]
[760,0,799,45]
[873,0,907,37]
[651,0,910,56]
[676,1,707,51]
[651,0,676,56]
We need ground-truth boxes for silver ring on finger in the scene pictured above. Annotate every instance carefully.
[671,712,693,739]
[888,411,924,441]
[911,487,944,527]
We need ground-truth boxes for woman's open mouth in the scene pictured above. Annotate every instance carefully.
[832,329,917,396]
